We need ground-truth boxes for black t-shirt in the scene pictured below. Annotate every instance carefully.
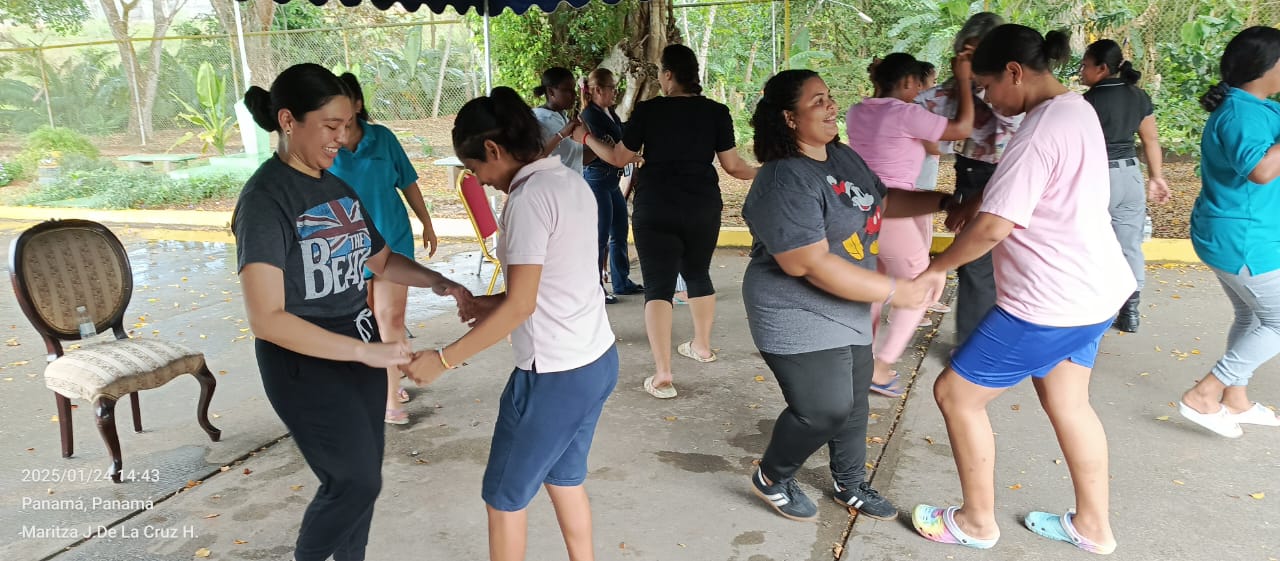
[232,155,386,336]
[1082,78,1154,160]
[581,102,624,173]
[622,96,736,197]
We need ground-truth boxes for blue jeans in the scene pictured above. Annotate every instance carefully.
[1210,266,1280,386]
[584,166,637,292]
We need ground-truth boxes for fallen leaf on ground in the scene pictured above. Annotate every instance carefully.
[833,543,844,557]
[1053,459,1063,465]
[290,484,304,491]
[194,548,211,558]
[663,416,677,422]
[619,542,626,549]
[50,415,58,423]
[867,436,885,444]
[1008,483,1023,490]
[1250,492,1265,500]
[1156,416,1170,421]
[204,513,220,519]
[5,338,18,346]
[1010,404,1021,411]
[753,375,765,382]
[219,466,230,472]
[242,468,252,475]
[11,360,29,366]
[233,539,247,545]
[1173,480,1184,485]
[924,436,935,445]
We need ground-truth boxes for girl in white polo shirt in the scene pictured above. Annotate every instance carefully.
[402,86,618,561]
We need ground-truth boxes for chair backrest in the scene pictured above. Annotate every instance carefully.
[457,171,499,240]
[8,219,132,358]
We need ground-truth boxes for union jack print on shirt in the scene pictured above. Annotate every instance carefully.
[295,197,375,300]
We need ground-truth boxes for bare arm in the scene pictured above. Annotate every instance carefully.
[717,148,757,180]
[401,182,439,258]
[1249,144,1280,184]
[241,263,410,367]
[927,212,1014,273]
[884,189,950,219]
[938,50,976,141]
[540,120,578,159]
[575,127,638,168]
[923,141,942,156]
[773,240,935,308]
[365,248,467,298]
[1137,115,1171,204]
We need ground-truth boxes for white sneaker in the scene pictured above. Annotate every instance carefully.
[1178,401,1243,438]
[1230,403,1280,427]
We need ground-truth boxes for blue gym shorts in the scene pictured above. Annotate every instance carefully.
[951,307,1113,389]
[482,345,619,512]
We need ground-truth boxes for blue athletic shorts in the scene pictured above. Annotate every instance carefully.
[481,345,619,512]
[950,307,1113,389]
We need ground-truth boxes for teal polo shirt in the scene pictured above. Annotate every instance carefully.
[328,120,420,267]
[1191,87,1280,275]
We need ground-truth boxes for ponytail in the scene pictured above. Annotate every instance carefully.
[974,25,1072,75]
[453,86,544,163]
[1200,82,1232,112]
[661,44,703,95]
[1117,61,1142,85]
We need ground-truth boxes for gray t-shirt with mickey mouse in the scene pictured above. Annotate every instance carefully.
[741,143,887,355]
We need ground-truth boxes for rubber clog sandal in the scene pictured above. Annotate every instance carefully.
[1178,401,1243,438]
[644,376,677,399]
[1024,511,1116,555]
[912,504,998,549]
[677,341,717,363]
[1230,402,1280,427]
[870,372,905,398]
[384,408,409,425]
[928,302,953,313]
[397,388,411,404]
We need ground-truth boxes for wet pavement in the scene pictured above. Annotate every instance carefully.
[0,222,1276,561]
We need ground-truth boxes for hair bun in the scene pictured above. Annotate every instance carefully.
[243,86,279,133]
[1042,30,1072,67]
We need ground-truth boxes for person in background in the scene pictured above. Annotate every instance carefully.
[404,86,618,561]
[580,67,644,303]
[330,72,440,425]
[915,62,942,193]
[533,67,585,174]
[1178,26,1280,438]
[910,26,1127,555]
[846,52,975,397]
[1080,39,1173,333]
[577,44,757,399]
[235,63,468,561]
[917,12,1021,346]
[742,68,957,523]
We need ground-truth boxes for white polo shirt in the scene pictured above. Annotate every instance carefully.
[498,156,615,372]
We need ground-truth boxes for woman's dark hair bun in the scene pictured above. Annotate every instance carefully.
[1117,60,1142,84]
[243,86,278,132]
[1200,81,1232,112]
[1043,30,1072,67]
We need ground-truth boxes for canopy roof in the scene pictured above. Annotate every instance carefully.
[238,0,624,16]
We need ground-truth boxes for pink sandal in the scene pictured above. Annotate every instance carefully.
[384,408,409,425]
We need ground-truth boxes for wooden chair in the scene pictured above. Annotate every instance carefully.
[8,219,221,483]
[456,170,504,295]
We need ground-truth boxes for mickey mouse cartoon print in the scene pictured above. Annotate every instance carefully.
[827,175,882,261]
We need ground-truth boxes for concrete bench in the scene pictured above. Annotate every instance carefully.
[118,154,199,173]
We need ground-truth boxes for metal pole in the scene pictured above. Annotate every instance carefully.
[233,0,251,87]
[770,1,777,74]
[483,0,493,94]
[783,0,790,68]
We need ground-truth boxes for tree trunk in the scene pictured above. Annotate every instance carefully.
[744,41,757,87]
[209,0,276,89]
[432,37,453,118]
[698,5,716,84]
[139,0,184,143]
[98,0,144,140]
[614,0,681,120]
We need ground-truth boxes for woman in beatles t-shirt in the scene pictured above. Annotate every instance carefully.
[232,63,468,561]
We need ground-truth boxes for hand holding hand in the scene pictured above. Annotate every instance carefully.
[355,340,413,368]
[911,270,949,308]
[402,350,449,386]
[944,196,981,232]
[457,294,499,326]
[888,276,938,310]
[1147,177,1171,205]
[570,123,589,143]
[559,119,579,141]
[433,277,466,297]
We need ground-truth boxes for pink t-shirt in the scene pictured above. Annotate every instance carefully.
[499,157,616,372]
[979,92,1135,327]
[845,97,948,189]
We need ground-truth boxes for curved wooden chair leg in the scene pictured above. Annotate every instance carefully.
[129,392,142,433]
[94,397,122,483]
[193,365,221,442]
[55,393,74,458]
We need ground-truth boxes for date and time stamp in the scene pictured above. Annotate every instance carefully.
[15,468,199,541]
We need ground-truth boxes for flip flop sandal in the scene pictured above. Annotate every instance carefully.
[644,375,677,399]
[384,408,409,425]
[870,371,905,398]
[397,388,411,404]
[913,504,999,549]
[677,341,717,363]
[928,302,953,313]
[1024,510,1116,555]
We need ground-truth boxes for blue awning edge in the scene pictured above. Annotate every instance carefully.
[236,0,627,16]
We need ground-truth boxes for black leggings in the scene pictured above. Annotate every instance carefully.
[256,327,385,561]
[759,344,873,488]
[632,195,721,303]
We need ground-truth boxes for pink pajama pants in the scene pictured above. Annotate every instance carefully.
[870,212,933,364]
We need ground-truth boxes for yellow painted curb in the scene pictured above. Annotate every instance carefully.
[928,232,1201,263]
[0,206,232,228]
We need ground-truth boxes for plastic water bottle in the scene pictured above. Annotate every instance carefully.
[1143,215,1153,242]
[75,305,95,341]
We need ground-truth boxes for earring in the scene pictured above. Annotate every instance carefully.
[285,129,292,135]
[1015,79,1022,86]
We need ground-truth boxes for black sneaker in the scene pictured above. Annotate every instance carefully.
[834,481,897,520]
[604,294,619,305]
[750,467,818,521]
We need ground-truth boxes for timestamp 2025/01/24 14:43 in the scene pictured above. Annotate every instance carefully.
[21,467,162,483]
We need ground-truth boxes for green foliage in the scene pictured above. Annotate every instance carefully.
[13,168,245,209]
[479,3,629,103]
[0,160,22,186]
[0,0,89,35]
[171,62,237,155]
[272,2,327,31]
[1155,6,1247,154]
[0,48,132,135]
[16,126,99,179]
